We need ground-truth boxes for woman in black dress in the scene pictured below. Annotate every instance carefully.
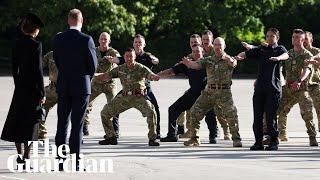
[1,13,45,165]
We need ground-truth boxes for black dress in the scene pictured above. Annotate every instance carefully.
[1,34,45,143]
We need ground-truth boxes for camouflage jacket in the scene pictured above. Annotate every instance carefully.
[198,52,235,85]
[93,47,120,84]
[284,48,313,89]
[107,62,155,92]
[43,51,57,83]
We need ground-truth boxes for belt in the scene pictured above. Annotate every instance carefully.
[208,84,230,90]
[122,89,147,96]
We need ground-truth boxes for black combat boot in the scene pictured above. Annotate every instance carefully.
[160,135,178,142]
[148,139,160,146]
[250,142,264,151]
[98,136,118,145]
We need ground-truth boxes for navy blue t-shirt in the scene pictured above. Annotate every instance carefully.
[172,62,207,94]
[246,45,287,92]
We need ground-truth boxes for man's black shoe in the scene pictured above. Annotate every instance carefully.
[98,137,118,145]
[160,135,178,142]
[250,143,264,151]
[148,139,160,146]
[265,143,278,151]
[209,137,217,144]
[177,125,185,135]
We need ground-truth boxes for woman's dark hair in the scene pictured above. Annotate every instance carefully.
[266,28,280,39]
[21,19,39,34]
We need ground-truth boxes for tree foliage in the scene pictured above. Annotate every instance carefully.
[0,0,319,73]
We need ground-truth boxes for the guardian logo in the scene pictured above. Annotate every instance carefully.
[7,139,114,173]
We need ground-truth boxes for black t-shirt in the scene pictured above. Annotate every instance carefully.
[172,63,207,94]
[246,45,287,92]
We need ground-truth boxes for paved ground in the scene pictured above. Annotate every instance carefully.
[0,77,319,180]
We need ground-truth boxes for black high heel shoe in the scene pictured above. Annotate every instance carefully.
[16,156,25,170]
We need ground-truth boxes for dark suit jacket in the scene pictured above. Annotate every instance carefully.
[53,29,97,95]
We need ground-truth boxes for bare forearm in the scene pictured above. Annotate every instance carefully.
[157,68,175,78]
[277,53,289,61]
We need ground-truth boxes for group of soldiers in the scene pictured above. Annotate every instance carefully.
[39,28,320,150]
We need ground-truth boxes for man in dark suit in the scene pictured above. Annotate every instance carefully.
[53,9,97,171]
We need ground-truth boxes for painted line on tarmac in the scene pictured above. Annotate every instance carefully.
[0,175,29,180]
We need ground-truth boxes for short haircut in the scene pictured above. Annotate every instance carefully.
[134,34,145,40]
[293,29,305,35]
[305,31,313,39]
[68,9,82,21]
[21,19,38,34]
[202,30,213,37]
[266,28,280,39]
[190,34,201,39]
[124,47,135,53]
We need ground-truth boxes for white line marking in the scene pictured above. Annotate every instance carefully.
[0,175,29,180]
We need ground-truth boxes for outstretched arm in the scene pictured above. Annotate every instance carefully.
[269,53,289,61]
[157,68,175,78]
[223,55,237,68]
[181,57,201,69]
[234,52,246,61]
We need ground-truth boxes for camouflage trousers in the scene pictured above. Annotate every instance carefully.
[39,83,58,137]
[84,81,117,125]
[308,85,320,131]
[177,110,190,128]
[189,88,241,140]
[100,94,157,140]
[178,109,230,133]
[277,86,316,137]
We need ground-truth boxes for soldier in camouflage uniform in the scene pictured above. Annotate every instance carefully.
[304,31,320,133]
[182,37,242,147]
[276,29,318,146]
[202,30,231,140]
[159,44,218,144]
[96,48,160,146]
[83,32,120,136]
[38,51,58,139]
